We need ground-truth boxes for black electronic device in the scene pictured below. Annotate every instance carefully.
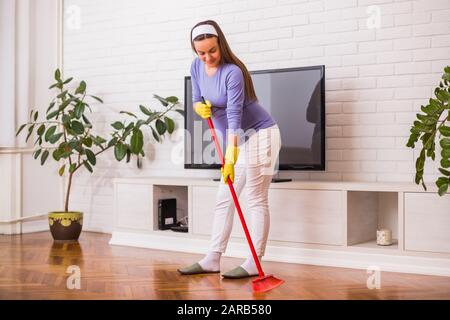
[170,225,188,233]
[158,198,177,230]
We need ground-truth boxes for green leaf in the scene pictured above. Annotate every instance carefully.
[57,90,68,99]
[33,111,39,121]
[108,137,118,148]
[34,135,42,146]
[82,115,92,128]
[439,168,450,176]
[16,124,27,136]
[441,158,450,168]
[439,126,450,137]
[153,94,168,107]
[93,136,106,145]
[440,138,450,149]
[139,105,152,116]
[415,171,423,185]
[69,163,76,173]
[52,149,62,161]
[416,153,425,171]
[46,110,59,120]
[442,73,450,82]
[54,69,61,81]
[155,119,166,135]
[135,120,145,129]
[436,89,450,103]
[429,98,442,109]
[83,137,93,147]
[63,77,73,84]
[83,161,93,173]
[45,126,57,142]
[89,95,103,103]
[438,183,448,196]
[111,121,124,130]
[37,124,45,136]
[436,177,448,188]
[151,126,160,142]
[114,142,127,161]
[25,124,35,143]
[421,180,427,191]
[164,117,175,134]
[71,120,85,135]
[48,132,64,144]
[33,149,42,159]
[41,150,49,165]
[130,129,144,154]
[74,102,85,119]
[442,148,450,159]
[46,101,56,113]
[58,97,74,111]
[120,111,138,118]
[174,109,185,117]
[85,149,96,166]
[58,164,66,176]
[75,81,86,95]
[165,96,179,104]
[62,113,72,124]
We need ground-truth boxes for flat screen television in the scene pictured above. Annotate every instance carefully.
[184,65,325,174]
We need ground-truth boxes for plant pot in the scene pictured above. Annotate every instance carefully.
[48,211,83,241]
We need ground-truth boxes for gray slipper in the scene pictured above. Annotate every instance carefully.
[222,266,257,279]
[177,262,220,275]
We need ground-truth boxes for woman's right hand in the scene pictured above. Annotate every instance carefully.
[194,100,212,119]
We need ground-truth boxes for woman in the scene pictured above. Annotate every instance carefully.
[178,20,281,279]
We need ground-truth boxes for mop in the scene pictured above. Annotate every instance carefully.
[201,96,284,293]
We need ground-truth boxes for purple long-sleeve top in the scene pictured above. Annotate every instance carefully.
[190,58,276,146]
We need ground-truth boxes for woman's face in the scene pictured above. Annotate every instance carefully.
[193,36,221,68]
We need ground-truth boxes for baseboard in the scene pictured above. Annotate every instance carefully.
[109,231,450,277]
[21,221,49,234]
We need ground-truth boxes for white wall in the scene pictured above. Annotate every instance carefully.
[0,0,63,234]
[62,0,450,233]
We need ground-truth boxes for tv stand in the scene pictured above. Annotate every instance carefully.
[111,177,450,277]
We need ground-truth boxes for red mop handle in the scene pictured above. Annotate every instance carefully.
[206,117,265,277]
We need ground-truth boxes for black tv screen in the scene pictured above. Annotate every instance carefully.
[184,65,325,171]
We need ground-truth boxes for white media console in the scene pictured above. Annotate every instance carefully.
[110,177,450,277]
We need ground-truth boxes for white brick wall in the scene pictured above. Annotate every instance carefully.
[63,0,450,232]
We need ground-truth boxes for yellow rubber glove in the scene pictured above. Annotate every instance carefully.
[193,100,212,119]
[221,145,239,183]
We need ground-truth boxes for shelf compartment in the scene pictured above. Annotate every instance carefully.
[152,185,188,232]
[347,191,398,249]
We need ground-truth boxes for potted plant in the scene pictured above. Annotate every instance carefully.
[406,66,450,196]
[16,69,184,240]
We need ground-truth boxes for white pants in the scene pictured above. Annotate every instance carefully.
[209,124,282,257]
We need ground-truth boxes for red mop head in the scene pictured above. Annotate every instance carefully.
[252,274,285,293]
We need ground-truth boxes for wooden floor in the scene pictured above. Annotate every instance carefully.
[1,231,449,300]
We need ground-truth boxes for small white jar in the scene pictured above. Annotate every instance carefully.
[377,228,393,246]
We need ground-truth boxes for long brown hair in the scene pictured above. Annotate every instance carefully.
[190,20,257,103]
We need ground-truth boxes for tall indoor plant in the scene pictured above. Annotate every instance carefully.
[406,66,450,196]
[16,69,184,240]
